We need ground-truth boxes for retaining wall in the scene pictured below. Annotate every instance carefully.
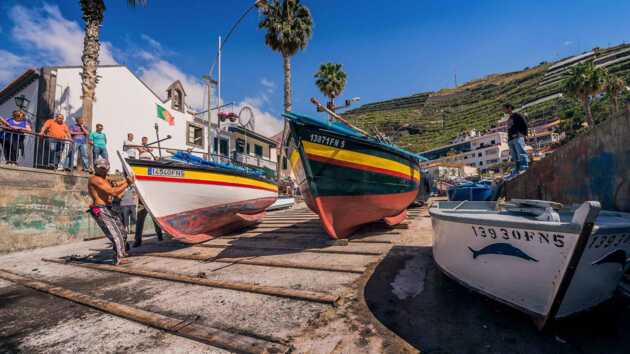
[505,110,630,212]
[0,166,102,253]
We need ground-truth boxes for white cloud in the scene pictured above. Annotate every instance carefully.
[236,99,283,137]
[0,49,31,83]
[137,56,207,111]
[9,4,116,66]
[2,3,283,138]
[140,34,175,57]
[563,41,574,46]
[260,78,275,91]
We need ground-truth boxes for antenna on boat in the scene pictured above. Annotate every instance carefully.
[154,123,163,159]
[310,97,370,137]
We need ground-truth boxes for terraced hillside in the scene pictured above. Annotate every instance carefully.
[344,43,630,152]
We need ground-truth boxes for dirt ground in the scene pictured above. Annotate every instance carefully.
[364,212,630,354]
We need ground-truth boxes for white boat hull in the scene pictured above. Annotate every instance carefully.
[430,201,630,328]
[119,152,278,243]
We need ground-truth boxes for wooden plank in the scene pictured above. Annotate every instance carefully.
[261,221,319,224]
[142,253,366,274]
[194,243,383,256]
[253,226,323,230]
[43,258,338,305]
[223,230,400,240]
[349,239,393,244]
[231,229,324,235]
[0,269,289,354]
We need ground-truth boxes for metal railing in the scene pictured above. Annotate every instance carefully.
[125,145,277,178]
[0,127,89,171]
[232,152,277,171]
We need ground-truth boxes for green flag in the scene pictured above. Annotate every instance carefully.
[156,104,175,126]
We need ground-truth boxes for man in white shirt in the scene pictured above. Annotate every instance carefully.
[123,132,138,159]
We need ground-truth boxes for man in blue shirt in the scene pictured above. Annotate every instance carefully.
[89,123,108,161]
[0,111,32,165]
[70,116,90,172]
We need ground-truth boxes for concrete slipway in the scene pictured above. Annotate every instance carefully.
[0,205,418,353]
[1,204,629,353]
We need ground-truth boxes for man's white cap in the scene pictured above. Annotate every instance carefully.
[94,158,110,170]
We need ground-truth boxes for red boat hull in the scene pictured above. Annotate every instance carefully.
[156,197,276,244]
[309,190,417,239]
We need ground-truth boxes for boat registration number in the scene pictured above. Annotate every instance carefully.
[147,168,184,177]
[309,134,345,148]
[471,225,566,248]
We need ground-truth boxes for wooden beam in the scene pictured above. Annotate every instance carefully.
[0,269,289,354]
[252,226,323,230]
[141,253,366,274]
[43,258,338,305]
[194,243,383,256]
[349,239,393,244]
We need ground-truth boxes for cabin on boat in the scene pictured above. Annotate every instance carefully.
[0,65,279,174]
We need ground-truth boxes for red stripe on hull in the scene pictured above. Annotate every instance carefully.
[136,175,277,192]
[156,197,277,244]
[311,190,418,239]
[306,153,416,181]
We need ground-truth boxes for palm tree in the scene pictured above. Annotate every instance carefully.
[79,0,146,126]
[604,73,626,114]
[314,62,347,111]
[258,0,313,112]
[563,60,607,127]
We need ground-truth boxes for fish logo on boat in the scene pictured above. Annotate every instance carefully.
[468,243,538,262]
[591,249,629,268]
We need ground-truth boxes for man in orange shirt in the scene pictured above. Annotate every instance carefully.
[40,114,71,170]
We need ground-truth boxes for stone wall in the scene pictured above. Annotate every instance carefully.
[0,166,102,253]
[505,110,630,212]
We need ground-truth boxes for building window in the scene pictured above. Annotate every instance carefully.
[220,138,229,156]
[170,89,184,112]
[236,138,245,153]
[479,161,483,166]
[282,156,288,170]
[491,140,495,145]
[254,144,263,157]
[478,152,482,157]
[186,123,204,149]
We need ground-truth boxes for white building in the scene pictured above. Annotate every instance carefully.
[420,131,510,173]
[0,65,278,173]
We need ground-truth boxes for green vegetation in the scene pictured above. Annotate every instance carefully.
[258,0,313,112]
[344,44,630,152]
[314,62,347,109]
[563,60,607,126]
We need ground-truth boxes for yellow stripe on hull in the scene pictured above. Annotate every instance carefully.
[301,140,419,181]
[131,166,278,192]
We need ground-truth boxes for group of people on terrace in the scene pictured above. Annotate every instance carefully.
[0,111,108,171]
[0,110,160,172]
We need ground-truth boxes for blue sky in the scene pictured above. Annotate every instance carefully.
[2,1,630,135]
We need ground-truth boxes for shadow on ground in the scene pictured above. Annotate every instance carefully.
[364,246,630,354]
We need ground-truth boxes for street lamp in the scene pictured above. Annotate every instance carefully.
[204,0,266,157]
[14,94,30,111]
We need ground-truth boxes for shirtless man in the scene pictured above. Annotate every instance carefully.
[88,158,134,265]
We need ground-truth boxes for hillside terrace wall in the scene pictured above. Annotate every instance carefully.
[0,166,102,253]
[505,109,630,212]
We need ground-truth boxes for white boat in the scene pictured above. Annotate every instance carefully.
[266,196,295,211]
[430,199,630,328]
[119,151,278,244]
